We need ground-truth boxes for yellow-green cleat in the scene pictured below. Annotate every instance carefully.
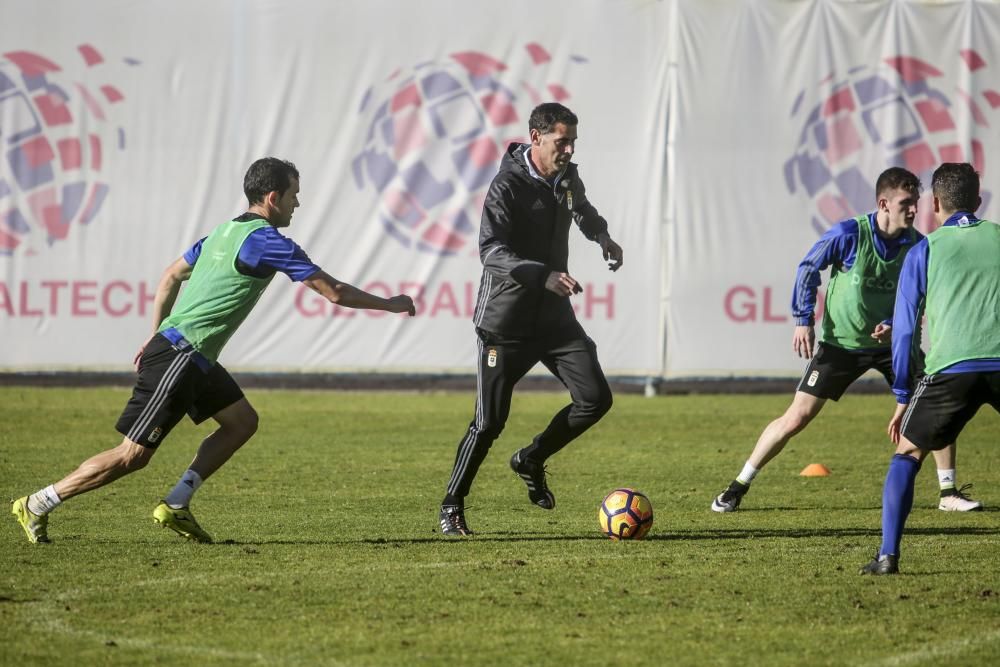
[153,502,213,543]
[11,496,50,544]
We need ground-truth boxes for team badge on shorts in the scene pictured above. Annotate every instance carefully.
[807,370,820,387]
[148,426,163,443]
[487,348,498,368]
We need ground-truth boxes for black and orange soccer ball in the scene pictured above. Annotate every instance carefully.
[598,488,653,540]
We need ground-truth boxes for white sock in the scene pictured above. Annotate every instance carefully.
[736,462,759,486]
[937,468,956,490]
[27,485,62,515]
[164,470,203,509]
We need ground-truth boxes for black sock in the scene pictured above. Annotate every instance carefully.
[442,494,463,508]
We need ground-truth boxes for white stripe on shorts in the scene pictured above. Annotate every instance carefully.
[899,374,932,438]
[126,350,193,443]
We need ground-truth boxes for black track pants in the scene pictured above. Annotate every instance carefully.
[444,329,613,500]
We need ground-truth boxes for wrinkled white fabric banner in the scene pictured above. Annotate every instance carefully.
[2,1,998,376]
[666,0,1000,376]
[0,0,669,373]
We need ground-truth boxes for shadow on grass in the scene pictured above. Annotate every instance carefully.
[215,524,997,546]
[737,505,1000,513]
[643,525,998,541]
[731,506,883,511]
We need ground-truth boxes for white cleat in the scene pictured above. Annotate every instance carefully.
[938,484,983,512]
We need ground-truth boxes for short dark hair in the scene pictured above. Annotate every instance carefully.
[528,102,578,134]
[932,162,980,213]
[875,167,921,198]
[244,157,299,205]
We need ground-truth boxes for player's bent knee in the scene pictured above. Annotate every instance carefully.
[220,401,259,440]
[123,456,151,473]
[574,391,613,425]
[241,408,259,438]
[599,391,613,416]
[590,388,614,413]
[118,441,154,472]
[784,415,807,434]
[783,408,816,434]
[588,395,613,422]
[477,424,504,442]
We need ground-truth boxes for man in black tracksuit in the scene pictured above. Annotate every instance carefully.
[439,103,624,536]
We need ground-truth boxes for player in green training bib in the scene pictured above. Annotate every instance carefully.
[11,158,416,545]
[861,162,1000,575]
[710,167,981,514]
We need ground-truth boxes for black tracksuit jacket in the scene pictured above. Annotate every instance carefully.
[471,143,610,339]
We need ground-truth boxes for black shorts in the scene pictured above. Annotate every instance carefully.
[115,334,244,448]
[796,342,894,400]
[900,371,1000,450]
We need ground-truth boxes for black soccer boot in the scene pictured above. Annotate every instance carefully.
[439,505,474,537]
[509,449,555,510]
[859,553,899,575]
[711,480,749,513]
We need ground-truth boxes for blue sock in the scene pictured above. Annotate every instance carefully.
[879,454,921,557]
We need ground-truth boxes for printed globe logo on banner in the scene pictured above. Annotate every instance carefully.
[0,45,136,256]
[352,43,586,255]
[784,50,1000,236]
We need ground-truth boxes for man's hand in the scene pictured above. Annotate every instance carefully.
[545,271,581,297]
[598,233,623,271]
[792,325,816,359]
[887,402,908,444]
[133,334,154,372]
[871,322,892,344]
[387,295,416,316]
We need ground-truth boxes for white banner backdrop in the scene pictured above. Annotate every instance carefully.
[0,0,669,373]
[666,0,1000,376]
[2,1,998,377]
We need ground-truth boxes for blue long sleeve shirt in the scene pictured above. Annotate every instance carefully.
[182,219,320,282]
[891,212,1000,403]
[791,214,919,329]
[162,214,320,370]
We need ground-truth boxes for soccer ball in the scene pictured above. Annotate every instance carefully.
[598,488,653,541]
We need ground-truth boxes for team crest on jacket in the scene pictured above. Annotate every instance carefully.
[487,348,498,368]
[566,191,574,211]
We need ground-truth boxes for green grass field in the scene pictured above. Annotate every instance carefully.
[2,386,998,666]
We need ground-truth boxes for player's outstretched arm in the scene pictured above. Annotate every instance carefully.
[303,270,415,316]
[596,232,623,271]
[135,257,193,369]
[544,271,582,297]
[871,321,892,344]
[792,324,815,359]
[569,176,610,243]
[150,256,194,327]
[481,182,549,287]
[887,403,907,444]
